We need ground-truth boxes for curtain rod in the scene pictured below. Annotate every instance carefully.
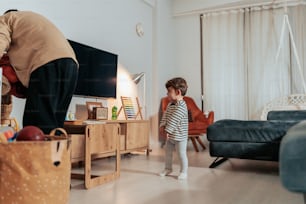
[173,0,306,17]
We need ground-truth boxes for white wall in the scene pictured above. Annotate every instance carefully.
[173,14,202,106]
[147,0,176,143]
[154,0,176,100]
[1,0,153,127]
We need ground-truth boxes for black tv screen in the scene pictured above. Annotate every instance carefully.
[68,40,118,98]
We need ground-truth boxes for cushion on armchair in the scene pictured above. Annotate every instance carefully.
[189,121,209,134]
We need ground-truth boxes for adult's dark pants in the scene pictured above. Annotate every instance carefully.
[23,58,78,134]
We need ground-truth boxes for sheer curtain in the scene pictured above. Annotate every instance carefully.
[289,5,306,94]
[247,7,291,119]
[202,10,246,120]
[202,4,306,121]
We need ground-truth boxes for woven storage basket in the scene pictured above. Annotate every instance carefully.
[0,128,71,204]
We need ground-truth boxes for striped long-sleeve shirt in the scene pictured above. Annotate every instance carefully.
[160,99,188,141]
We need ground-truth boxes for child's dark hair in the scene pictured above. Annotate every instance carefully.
[4,9,18,14]
[165,77,188,96]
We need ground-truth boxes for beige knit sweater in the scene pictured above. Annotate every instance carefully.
[0,11,77,90]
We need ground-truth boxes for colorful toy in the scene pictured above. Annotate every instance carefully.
[0,126,15,143]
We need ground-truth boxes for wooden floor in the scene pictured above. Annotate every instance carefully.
[70,137,304,204]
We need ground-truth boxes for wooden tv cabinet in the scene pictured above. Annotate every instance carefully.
[64,120,150,163]
[63,123,120,189]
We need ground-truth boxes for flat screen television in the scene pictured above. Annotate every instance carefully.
[68,40,118,98]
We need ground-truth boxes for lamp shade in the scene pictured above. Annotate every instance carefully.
[131,72,145,84]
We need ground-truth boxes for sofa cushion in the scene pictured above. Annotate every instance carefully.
[207,119,299,143]
[267,110,306,121]
[209,141,280,161]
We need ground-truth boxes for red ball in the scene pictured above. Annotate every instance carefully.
[16,126,45,141]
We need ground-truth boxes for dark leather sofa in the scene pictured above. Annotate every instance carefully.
[207,110,306,168]
[280,120,306,203]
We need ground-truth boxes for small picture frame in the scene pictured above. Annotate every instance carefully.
[93,107,108,120]
[86,101,102,119]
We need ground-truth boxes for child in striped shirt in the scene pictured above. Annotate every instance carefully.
[159,77,189,180]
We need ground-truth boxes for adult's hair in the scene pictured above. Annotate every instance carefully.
[165,77,188,96]
[4,9,18,14]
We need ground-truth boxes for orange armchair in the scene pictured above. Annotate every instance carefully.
[159,96,214,152]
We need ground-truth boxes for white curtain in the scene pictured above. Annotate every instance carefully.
[202,4,306,121]
[203,10,246,120]
[247,7,291,119]
[289,5,306,93]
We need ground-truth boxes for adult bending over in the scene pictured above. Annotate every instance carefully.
[0,10,78,133]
